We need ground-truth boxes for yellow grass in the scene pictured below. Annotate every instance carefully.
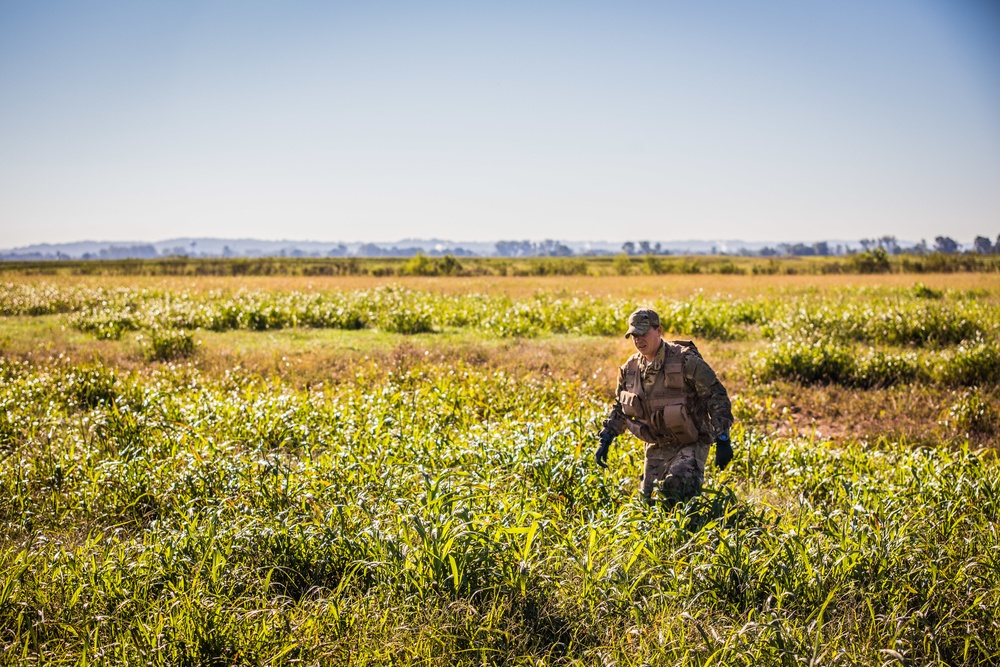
[5,271,998,299]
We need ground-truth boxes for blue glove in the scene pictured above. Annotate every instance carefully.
[715,434,733,470]
[595,428,615,468]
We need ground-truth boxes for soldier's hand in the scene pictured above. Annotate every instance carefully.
[594,430,614,468]
[715,434,733,470]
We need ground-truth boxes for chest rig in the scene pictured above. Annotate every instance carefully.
[618,341,700,446]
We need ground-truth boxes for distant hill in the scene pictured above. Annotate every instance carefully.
[0,236,925,260]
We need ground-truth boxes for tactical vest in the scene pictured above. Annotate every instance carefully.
[618,341,701,446]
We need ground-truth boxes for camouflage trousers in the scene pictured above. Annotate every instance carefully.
[641,441,710,504]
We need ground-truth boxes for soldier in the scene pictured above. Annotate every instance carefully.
[595,308,734,504]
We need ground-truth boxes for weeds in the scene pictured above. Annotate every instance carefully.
[0,358,998,664]
[139,327,196,361]
[1,276,999,664]
[3,283,997,350]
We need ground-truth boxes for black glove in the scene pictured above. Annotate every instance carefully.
[715,434,733,470]
[595,428,615,468]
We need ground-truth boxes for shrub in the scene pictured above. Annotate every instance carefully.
[941,390,997,435]
[848,248,891,273]
[401,253,437,276]
[141,327,196,361]
[400,253,464,277]
[59,363,119,408]
[751,341,854,385]
[853,348,924,388]
[937,339,1000,386]
[714,261,743,275]
[911,282,942,299]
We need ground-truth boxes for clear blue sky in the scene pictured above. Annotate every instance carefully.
[1,0,998,246]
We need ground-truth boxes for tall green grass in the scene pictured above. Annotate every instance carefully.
[6,283,995,346]
[750,338,1000,388]
[1,359,998,665]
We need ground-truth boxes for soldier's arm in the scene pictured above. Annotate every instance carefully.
[601,366,629,437]
[685,355,734,436]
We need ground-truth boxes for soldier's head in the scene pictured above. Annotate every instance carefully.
[625,308,663,358]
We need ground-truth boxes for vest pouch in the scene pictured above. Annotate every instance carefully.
[623,417,656,444]
[662,403,699,445]
[619,391,641,418]
[664,360,685,389]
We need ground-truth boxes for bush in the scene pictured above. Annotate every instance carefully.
[911,282,942,299]
[141,327,196,361]
[941,390,997,435]
[751,341,854,385]
[400,253,464,276]
[848,248,892,273]
[612,253,632,275]
[938,339,1000,386]
[853,348,923,388]
[59,364,119,408]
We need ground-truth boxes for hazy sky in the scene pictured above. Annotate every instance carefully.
[1,1,998,246]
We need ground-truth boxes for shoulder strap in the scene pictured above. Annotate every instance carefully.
[670,339,702,359]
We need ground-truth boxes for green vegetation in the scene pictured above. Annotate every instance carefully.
[1,360,998,664]
[749,338,1000,388]
[2,251,999,278]
[4,282,997,347]
[1,276,999,664]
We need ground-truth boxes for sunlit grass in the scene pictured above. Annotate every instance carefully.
[1,274,999,664]
[0,360,998,664]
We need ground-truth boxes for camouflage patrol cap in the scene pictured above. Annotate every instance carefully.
[625,308,661,338]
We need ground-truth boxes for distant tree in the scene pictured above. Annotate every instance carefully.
[934,236,959,254]
[878,235,900,254]
[996,234,1000,254]
[859,239,874,252]
[537,239,574,256]
[813,241,830,256]
[638,240,652,255]
[777,243,814,256]
[790,243,815,256]
[653,242,662,254]
[973,236,992,254]
[622,241,636,256]
[357,243,389,257]
[759,246,778,257]
[99,245,158,259]
[495,240,533,257]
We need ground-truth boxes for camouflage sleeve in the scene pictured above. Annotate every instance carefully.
[601,365,628,437]
[684,354,733,437]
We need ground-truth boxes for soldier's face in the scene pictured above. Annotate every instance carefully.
[631,326,662,357]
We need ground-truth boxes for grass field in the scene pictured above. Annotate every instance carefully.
[1,271,998,665]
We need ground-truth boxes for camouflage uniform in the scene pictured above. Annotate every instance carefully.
[603,339,733,503]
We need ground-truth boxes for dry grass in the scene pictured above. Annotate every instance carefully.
[5,271,998,299]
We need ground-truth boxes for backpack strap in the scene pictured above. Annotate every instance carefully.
[670,339,702,359]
